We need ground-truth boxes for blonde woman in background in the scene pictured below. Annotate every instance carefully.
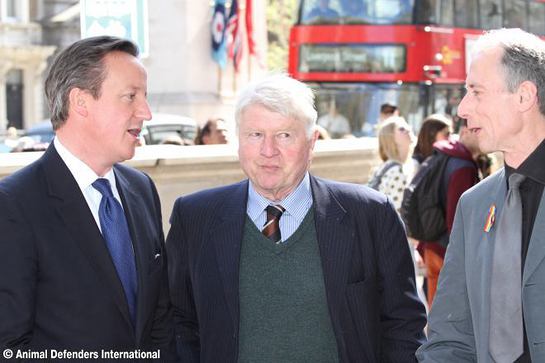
[368,116,415,210]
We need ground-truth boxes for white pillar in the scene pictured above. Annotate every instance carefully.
[0,60,14,130]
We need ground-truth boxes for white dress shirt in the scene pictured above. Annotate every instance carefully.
[53,137,123,233]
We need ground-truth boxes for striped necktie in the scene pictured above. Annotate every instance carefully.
[263,205,285,244]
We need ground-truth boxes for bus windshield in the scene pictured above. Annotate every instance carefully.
[299,0,414,25]
[299,0,545,33]
[311,83,464,138]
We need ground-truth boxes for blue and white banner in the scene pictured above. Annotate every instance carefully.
[211,0,228,68]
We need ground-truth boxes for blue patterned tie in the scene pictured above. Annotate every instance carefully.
[92,178,138,325]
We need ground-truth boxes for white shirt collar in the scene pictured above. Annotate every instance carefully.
[53,137,117,191]
[247,173,312,223]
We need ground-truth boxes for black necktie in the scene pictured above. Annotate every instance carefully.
[263,205,285,244]
[92,178,138,325]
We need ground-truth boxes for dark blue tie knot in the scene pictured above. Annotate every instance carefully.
[92,178,114,198]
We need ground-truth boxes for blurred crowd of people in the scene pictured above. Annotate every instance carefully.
[368,109,493,310]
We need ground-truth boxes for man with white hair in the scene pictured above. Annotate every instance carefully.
[167,74,426,362]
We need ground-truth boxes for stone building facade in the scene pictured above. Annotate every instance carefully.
[1,0,267,131]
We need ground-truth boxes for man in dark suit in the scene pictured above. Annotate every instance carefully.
[167,74,426,362]
[0,36,175,359]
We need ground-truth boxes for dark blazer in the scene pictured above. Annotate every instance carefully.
[167,175,426,363]
[0,145,175,359]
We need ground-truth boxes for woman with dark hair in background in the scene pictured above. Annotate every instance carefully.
[412,114,451,169]
[411,114,451,305]
[194,117,228,145]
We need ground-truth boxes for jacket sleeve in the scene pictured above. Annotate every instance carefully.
[416,196,477,362]
[146,177,177,361]
[375,199,427,362]
[0,189,36,348]
[166,198,200,363]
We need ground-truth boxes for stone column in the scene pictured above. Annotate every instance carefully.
[0,60,14,130]
[23,51,54,128]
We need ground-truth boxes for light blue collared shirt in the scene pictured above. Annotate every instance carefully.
[246,173,313,242]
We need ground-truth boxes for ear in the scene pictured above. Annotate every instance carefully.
[68,87,89,117]
[517,80,538,113]
[309,129,319,150]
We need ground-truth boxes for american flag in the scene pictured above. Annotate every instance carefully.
[227,0,243,71]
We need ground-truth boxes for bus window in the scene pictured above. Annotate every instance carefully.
[312,84,423,138]
[454,0,478,28]
[415,0,439,24]
[300,0,415,25]
[504,0,527,29]
[340,0,368,23]
[431,85,465,122]
[479,0,502,29]
[439,0,454,26]
[301,0,342,24]
[529,2,545,35]
[365,0,414,24]
[298,44,406,73]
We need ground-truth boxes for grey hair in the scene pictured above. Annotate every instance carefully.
[234,73,318,138]
[471,28,545,116]
[44,36,139,130]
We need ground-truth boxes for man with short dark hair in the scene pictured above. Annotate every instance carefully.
[380,103,399,121]
[0,36,175,358]
[363,102,399,136]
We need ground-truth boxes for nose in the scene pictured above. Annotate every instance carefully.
[457,93,471,120]
[260,135,278,157]
[136,98,152,121]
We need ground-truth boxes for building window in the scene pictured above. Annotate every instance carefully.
[6,69,24,130]
[1,0,29,23]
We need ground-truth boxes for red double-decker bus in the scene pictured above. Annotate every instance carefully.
[288,0,545,137]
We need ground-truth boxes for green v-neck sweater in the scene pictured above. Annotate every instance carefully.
[237,208,339,363]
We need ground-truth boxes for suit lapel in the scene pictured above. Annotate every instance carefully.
[473,169,506,342]
[211,177,356,331]
[485,169,507,250]
[523,191,545,284]
[43,146,134,333]
[115,167,156,343]
[310,177,355,323]
[212,181,248,329]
